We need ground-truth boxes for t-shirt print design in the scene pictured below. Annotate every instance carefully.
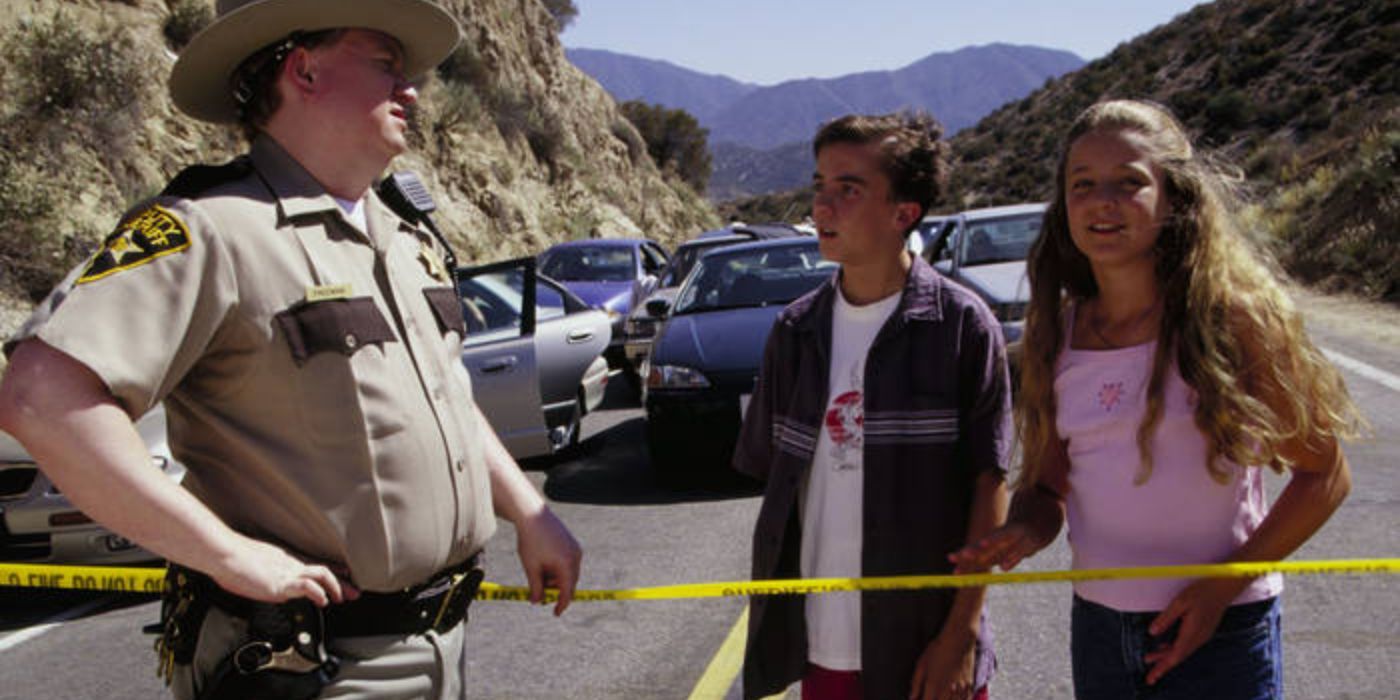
[824,360,864,470]
[1098,381,1124,412]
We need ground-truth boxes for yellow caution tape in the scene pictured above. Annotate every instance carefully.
[1,558,1395,598]
[0,563,166,594]
[478,558,1400,602]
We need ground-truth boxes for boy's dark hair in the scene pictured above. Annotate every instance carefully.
[812,112,949,231]
[229,29,344,142]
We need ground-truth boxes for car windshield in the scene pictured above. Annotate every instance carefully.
[959,212,1045,266]
[673,244,835,314]
[539,247,635,282]
[661,239,747,287]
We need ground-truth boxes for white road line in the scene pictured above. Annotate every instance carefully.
[1322,347,1400,394]
[0,596,112,653]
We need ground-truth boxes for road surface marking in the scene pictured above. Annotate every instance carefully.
[1322,347,1400,394]
[688,605,786,700]
[688,605,749,700]
[0,596,112,652]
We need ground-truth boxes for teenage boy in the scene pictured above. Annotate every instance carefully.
[734,113,1011,700]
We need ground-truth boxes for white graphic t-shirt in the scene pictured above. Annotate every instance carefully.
[801,285,901,670]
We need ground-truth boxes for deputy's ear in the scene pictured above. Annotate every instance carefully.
[283,48,317,94]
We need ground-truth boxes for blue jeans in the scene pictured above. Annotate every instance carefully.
[1070,594,1282,700]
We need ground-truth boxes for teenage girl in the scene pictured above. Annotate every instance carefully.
[951,99,1364,699]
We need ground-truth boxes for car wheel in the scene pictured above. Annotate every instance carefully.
[553,394,584,457]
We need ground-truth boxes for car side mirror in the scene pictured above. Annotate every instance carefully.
[645,298,671,318]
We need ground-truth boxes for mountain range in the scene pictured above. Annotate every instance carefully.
[568,43,1085,198]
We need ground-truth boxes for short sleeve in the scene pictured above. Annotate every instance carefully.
[7,198,238,417]
[959,303,1012,477]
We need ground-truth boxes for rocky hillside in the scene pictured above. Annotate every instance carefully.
[0,0,719,328]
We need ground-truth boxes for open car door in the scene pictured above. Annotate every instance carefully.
[456,258,551,458]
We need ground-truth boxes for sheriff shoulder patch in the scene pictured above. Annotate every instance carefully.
[78,205,192,284]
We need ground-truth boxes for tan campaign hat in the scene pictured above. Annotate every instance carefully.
[170,0,461,123]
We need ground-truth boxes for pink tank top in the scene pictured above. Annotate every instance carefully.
[1055,307,1282,612]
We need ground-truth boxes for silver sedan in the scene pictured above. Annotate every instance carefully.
[458,258,611,459]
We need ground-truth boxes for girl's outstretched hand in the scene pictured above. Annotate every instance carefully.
[1143,577,1244,685]
[948,522,1043,574]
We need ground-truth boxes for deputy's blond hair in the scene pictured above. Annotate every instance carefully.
[1018,99,1364,487]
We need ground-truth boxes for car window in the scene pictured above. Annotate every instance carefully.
[535,278,567,321]
[641,244,667,275]
[673,244,835,314]
[959,212,1045,266]
[539,247,636,282]
[459,273,523,335]
[662,239,742,288]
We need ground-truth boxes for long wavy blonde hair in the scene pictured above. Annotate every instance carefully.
[1018,99,1364,487]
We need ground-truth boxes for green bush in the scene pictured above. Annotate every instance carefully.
[437,40,493,87]
[524,105,568,172]
[433,80,484,132]
[484,88,534,146]
[1204,90,1252,130]
[0,145,88,301]
[619,101,712,194]
[164,0,212,50]
[611,118,646,165]
[0,13,152,299]
[5,12,146,117]
[541,0,578,32]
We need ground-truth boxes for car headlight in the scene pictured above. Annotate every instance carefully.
[646,364,711,389]
[993,302,1027,322]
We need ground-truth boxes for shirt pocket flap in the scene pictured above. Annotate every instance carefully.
[422,287,467,337]
[274,297,397,366]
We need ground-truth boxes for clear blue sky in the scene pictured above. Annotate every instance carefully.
[563,1,1207,85]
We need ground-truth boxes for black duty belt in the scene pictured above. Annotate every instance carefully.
[326,557,484,637]
[170,555,484,639]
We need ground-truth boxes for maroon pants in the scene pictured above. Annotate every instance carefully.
[801,663,990,700]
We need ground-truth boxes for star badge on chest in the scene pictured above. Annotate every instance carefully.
[418,241,452,284]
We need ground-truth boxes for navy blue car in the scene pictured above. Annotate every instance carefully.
[643,237,836,481]
[537,238,670,375]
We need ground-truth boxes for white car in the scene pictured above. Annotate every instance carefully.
[0,408,182,564]
[923,203,1046,366]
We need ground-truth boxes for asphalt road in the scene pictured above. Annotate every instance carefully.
[0,310,1396,699]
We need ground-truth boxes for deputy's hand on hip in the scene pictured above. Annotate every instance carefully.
[210,534,359,607]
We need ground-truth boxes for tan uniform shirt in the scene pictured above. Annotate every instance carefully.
[13,137,496,591]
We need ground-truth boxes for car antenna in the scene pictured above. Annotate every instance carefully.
[377,171,459,284]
